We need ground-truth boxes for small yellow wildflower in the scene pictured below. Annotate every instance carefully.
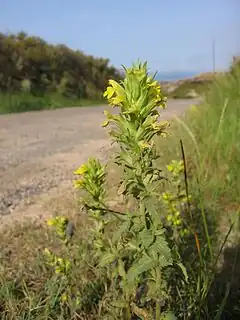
[138,141,150,150]
[47,218,54,226]
[73,164,87,176]
[190,104,198,113]
[74,179,84,189]
[61,293,68,303]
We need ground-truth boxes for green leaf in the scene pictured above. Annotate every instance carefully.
[118,259,126,278]
[139,229,154,249]
[160,311,177,320]
[144,196,160,216]
[177,262,189,283]
[157,255,172,269]
[127,255,155,283]
[99,252,116,267]
[149,235,172,266]
[112,220,130,243]
[154,229,165,236]
[110,300,129,308]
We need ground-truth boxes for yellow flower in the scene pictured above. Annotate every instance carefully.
[103,85,114,99]
[74,179,84,189]
[138,141,150,150]
[73,164,87,176]
[61,293,68,302]
[174,219,181,226]
[190,104,198,113]
[162,192,171,200]
[47,218,54,226]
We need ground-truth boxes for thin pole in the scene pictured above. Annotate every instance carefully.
[212,39,216,73]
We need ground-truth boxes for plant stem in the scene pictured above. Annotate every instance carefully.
[155,267,161,320]
[200,199,213,260]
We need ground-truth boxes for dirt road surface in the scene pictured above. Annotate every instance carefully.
[0,99,199,225]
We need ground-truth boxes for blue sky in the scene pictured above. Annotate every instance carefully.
[0,0,239,73]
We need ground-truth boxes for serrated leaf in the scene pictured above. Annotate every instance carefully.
[112,220,130,243]
[157,255,172,268]
[99,252,116,267]
[127,256,155,283]
[143,173,152,185]
[149,235,172,266]
[144,196,160,215]
[139,229,154,249]
[154,228,165,236]
[126,239,141,251]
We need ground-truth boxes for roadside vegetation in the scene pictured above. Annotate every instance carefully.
[0,31,121,113]
[0,60,239,319]
[160,72,217,100]
[167,80,210,99]
[0,92,105,114]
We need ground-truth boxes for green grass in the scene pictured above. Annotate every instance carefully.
[0,67,240,319]
[155,66,240,318]
[158,68,240,206]
[0,92,105,114]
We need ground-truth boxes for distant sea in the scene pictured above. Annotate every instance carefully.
[155,71,199,82]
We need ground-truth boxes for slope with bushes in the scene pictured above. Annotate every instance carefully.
[160,71,220,99]
[0,31,121,113]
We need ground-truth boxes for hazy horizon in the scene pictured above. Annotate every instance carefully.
[156,71,199,81]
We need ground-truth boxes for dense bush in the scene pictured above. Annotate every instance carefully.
[0,31,121,100]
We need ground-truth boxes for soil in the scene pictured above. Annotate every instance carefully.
[0,99,199,226]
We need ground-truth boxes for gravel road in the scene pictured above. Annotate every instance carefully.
[0,99,198,223]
